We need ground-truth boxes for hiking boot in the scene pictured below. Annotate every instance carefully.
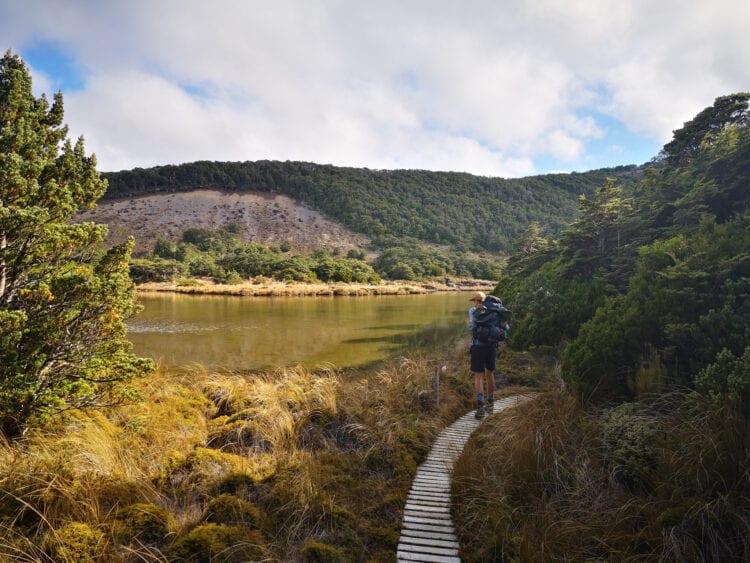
[485,397,494,414]
[475,403,485,420]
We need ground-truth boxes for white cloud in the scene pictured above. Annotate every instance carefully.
[5,0,750,176]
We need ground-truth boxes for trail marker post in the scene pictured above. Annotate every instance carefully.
[433,365,440,407]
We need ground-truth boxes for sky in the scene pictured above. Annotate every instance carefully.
[2,0,749,177]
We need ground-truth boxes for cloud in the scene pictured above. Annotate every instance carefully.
[6,0,750,176]
[595,1,750,139]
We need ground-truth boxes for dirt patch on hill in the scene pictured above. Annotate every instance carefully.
[76,190,370,256]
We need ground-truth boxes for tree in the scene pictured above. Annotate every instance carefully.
[0,51,153,438]
[659,93,750,166]
[562,179,632,258]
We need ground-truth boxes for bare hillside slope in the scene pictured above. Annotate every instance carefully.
[76,189,369,256]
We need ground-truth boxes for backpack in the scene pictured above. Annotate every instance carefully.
[472,295,511,344]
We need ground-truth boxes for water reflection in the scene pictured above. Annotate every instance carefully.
[127,292,471,370]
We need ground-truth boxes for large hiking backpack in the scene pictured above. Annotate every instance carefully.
[472,295,511,344]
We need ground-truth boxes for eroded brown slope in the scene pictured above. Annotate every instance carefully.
[76,189,369,255]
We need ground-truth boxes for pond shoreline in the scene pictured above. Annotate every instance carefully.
[137,278,497,297]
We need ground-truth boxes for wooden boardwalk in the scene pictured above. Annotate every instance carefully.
[396,396,524,562]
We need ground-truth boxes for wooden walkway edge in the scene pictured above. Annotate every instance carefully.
[396,395,527,562]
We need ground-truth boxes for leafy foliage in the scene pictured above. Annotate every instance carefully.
[696,346,750,418]
[373,242,501,280]
[131,225,384,284]
[455,93,750,561]
[131,225,502,283]
[496,93,750,403]
[0,51,153,437]
[103,160,641,254]
[660,93,750,167]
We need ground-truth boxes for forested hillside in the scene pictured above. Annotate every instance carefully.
[498,92,750,402]
[454,93,750,561]
[103,161,641,253]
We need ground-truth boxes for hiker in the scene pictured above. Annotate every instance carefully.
[468,291,507,419]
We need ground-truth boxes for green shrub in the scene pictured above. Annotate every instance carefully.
[160,447,254,497]
[212,472,258,497]
[203,494,266,530]
[214,269,244,285]
[695,346,750,418]
[300,540,350,562]
[600,403,660,491]
[129,257,187,283]
[113,502,174,544]
[170,523,265,562]
[346,249,366,260]
[154,237,179,259]
[389,262,415,280]
[44,521,104,562]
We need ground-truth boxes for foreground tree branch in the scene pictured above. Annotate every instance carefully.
[0,51,153,438]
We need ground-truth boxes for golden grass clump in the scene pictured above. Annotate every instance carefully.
[139,279,430,297]
[452,385,750,562]
[138,276,496,297]
[0,322,478,560]
[202,366,342,455]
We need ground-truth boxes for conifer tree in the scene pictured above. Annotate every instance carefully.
[0,51,152,437]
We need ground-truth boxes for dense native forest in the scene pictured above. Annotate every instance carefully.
[452,93,750,561]
[499,92,750,404]
[107,158,641,284]
[102,159,641,254]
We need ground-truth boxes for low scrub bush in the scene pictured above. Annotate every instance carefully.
[300,540,351,562]
[453,387,750,561]
[170,523,266,562]
[113,502,174,545]
[43,521,105,562]
[202,494,266,530]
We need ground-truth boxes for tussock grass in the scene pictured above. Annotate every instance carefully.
[453,385,750,562]
[0,321,476,560]
[138,277,495,297]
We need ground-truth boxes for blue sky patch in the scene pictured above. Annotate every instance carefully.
[22,40,87,93]
[536,113,663,174]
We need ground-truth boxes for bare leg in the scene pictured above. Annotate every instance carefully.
[485,368,495,397]
[474,372,485,397]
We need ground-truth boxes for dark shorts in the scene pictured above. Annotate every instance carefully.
[470,344,497,373]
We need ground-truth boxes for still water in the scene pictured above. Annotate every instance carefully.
[127,292,473,370]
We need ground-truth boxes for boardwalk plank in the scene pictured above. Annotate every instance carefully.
[411,482,450,490]
[397,549,460,562]
[399,535,460,549]
[400,528,458,542]
[402,520,455,535]
[403,513,453,526]
[397,542,459,557]
[407,495,451,504]
[403,508,452,519]
[404,502,450,514]
[406,498,450,506]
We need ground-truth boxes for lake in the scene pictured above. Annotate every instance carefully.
[127,292,474,370]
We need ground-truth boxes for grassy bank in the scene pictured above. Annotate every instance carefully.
[453,382,750,561]
[0,321,485,561]
[137,277,497,297]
